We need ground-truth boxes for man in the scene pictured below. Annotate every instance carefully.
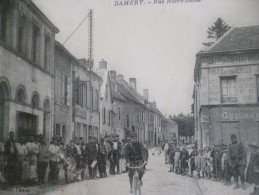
[228,134,246,190]
[180,145,189,176]
[189,146,198,177]
[48,138,61,184]
[98,138,107,178]
[215,138,227,181]
[4,131,18,185]
[125,132,148,193]
[162,139,169,164]
[85,137,98,179]
[112,135,122,174]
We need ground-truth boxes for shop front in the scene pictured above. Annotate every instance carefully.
[201,106,259,147]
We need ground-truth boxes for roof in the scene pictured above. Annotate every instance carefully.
[95,69,113,100]
[29,0,59,33]
[203,25,259,53]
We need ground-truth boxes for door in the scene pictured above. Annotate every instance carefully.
[18,112,37,139]
[221,122,239,145]
[0,86,4,141]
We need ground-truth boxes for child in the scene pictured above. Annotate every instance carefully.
[221,148,230,185]
[195,149,204,178]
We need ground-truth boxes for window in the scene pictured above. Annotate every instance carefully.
[31,23,40,64]
[44,34,51,69]
[93,89,99,111]
[105,84,108,101]
[221,77,237,103]
[17,88,26,103]
[31,93,40,108]
[118,106,121,120]
[127,114,129,128]
[257,76,259,102]
[0,4,11,43]
[17,13,27,56]
[56,70,68,105]
[108,110,111,126]
[103,108,106,124]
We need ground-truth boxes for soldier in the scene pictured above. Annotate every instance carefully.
[85,137,98,179]
[98,138,107,178]
[228,134,247,190]
[180,145,189,176]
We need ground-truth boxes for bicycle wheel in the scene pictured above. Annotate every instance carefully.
[132,175,138,195]
[138,181,141,195]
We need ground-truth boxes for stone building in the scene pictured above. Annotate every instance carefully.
[194,25,259,149]
[96,60,113,137]
[73,59,102,142]
[146,101,163,146]
[0,0,58,142]
[110,71,146,141]
[54,41,73,142]
[162,117,178,142]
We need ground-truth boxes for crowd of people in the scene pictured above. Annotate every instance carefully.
[163,134,259,195]
[0,131,140,190]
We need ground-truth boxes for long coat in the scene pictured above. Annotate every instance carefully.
[246,151,259,185]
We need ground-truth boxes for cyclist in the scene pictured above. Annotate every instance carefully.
[125,132,148,193]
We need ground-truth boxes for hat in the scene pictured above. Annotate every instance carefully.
[248,142,259,148]
[130,132,137,139]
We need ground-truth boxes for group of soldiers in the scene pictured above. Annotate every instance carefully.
[163,134,259,195]
[0,131,134,189]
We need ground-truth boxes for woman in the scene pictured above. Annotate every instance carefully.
[26,136,39,185]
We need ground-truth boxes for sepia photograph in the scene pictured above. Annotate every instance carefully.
[0,0,259,194]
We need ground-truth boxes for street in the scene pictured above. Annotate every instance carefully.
[34,151,252,195]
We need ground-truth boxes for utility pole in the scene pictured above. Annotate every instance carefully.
[88,9,93,90]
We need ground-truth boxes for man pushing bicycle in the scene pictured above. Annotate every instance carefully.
[125,132,148,193]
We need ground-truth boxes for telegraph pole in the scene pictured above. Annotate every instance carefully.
[88,9,93,90]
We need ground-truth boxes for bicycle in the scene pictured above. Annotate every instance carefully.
[127,162,147,195]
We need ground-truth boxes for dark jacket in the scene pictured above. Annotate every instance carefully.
[228,142,246,168]
[85,142,98,162]
[180,149,189,161]
[124,142,148,163]
[246,151,259,185]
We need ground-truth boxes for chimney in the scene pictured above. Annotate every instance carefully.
[110,70,116,81]
[78,58,93,70]
[151,101,156,108]
[99,59,107,70]
[143,89,148,101]
[116,74,124,81]
[129,78,136,91]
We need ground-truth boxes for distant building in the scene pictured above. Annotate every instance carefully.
[162,117,178,143]
[0,0,58,142]
[194,25,259,149]
[96,60,113,137]
[110,72,146,141]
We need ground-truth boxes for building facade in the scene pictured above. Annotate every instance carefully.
[54,42,73,142]
[72,59,102,142]
[0,0,58,142]
[194,26,259,149]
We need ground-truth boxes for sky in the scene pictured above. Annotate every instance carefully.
[33,0,259,116]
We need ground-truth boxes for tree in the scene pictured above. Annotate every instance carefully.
[203,18,231,47]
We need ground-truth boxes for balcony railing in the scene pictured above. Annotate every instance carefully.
[221,97,237,103]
